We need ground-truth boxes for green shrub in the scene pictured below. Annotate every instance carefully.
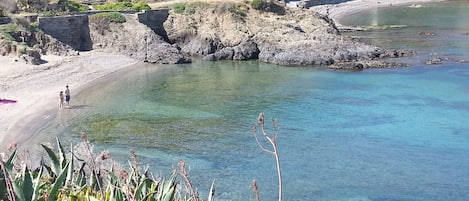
[91,12,126,23]
[170,2,201,14]
[0,24,17,41]
[229,4,248,17]
[0,23,18,32]
[131,1,151,12]
[251,0,269,10]
[95,2,133,11]
[65,0,89,12]
[94,1,150,11]
[171,3,186,14]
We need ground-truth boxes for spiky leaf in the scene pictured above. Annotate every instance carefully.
[41,144,61,177]
[48,162,70,201]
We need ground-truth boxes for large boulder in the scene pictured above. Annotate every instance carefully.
[203,41,259,61]
[90,13,189,64]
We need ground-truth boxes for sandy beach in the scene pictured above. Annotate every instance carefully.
[0,51,139,151]
[308,0,439,28]
[0,0,441,152]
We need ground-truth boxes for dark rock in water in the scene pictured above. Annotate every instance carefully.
[181,36,223,56]
[380,49,415,58]
[233,41,260,60]
[204,41,259,61]
[329,62,364,71]
[419,31,436,36]
[330,60,410,70]
[426,57,442,65]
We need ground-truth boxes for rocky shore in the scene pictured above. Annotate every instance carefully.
[0,0,438,149]
[163,1,411,69]
[1,1,420,70]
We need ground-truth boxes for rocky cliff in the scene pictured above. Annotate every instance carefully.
[89,12,189,64]
[1,1,411,69]
[163,2,406,69]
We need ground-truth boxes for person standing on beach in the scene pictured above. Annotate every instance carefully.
[65,85,71,108]
[59,91,64,109]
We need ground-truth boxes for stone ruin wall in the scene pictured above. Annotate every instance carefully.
[37,9,169,51]
[38,15,92,51]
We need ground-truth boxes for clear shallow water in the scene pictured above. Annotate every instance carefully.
[29,2,469,201]
[339,0,469,62]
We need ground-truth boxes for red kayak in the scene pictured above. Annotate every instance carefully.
[0,99,17,104]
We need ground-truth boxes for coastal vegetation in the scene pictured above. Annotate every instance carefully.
[0,137,216,201]
[1,112,285,201]
[94,1,151,12]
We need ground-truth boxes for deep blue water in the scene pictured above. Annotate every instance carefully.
[30,1,469,201]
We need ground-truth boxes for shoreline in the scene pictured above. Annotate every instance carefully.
[0,0,443,152]
[0,51,139,151]
[308,0,440,29]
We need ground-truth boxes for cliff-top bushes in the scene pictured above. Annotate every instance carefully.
[170,2,209,14]
[94,1,151,12]
[65,0,89,12]
[90,12,126,23]
[89,12,126,35]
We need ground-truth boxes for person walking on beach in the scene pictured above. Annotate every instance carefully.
[59,91,64,109]
[65,85,71,108]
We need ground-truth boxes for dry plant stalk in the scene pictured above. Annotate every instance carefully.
[177,160,200,201]
[81,132,105,199]
[251,179,261,201]
[252,112,282,201]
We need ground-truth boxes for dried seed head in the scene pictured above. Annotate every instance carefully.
[81,132,87,140]
[257,113,264,124]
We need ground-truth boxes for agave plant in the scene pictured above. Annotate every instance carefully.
[1,137,217,201]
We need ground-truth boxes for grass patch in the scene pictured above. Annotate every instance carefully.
[170,2,209,14]
[90,12,126,23]
[171,3,186,14]
[65,0,89,12]
[94,1,150,11]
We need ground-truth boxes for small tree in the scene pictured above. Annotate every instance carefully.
[252,112,282,201]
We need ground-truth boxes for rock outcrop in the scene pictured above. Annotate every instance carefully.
[89,13,189,64]
[1,2,415,69]
[164,2,405,69]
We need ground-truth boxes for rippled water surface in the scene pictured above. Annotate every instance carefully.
[33,2,469,201]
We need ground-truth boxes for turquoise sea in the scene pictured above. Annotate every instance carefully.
[30,1,469,201]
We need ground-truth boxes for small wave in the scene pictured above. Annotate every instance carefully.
[408,4,422,8]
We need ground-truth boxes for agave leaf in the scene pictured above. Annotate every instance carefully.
[48,161,70,201]
[56,138,67,169]
[87,195,101,201]
[5,148,17,171]
[161,184,175,201]
[32,167,44,201]
[22,164,34,201]
[134,178,147,200]
[76,163,87,187]
[12,165,26,201]
[41,144,61,177]
[65,143,74,186]
[208,180,216,201]
[11,164,32,201]
[161,174,176,201]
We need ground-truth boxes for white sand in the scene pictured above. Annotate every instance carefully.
[0,51,139,151]
[309,0,440,28]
